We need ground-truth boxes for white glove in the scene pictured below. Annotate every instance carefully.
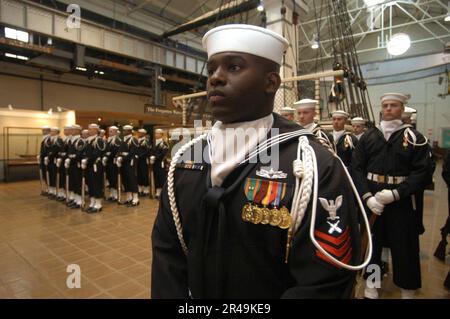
[366,196,385,215]
[375,189,396,205]
[116,157,123,168]
[64,158,71,169]
[56,158,62,168]
[150,156,156,165]
[102,156,108,167]
[44,157,49,166]
[81,159,87,170]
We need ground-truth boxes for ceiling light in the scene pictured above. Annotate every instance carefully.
[257,1,264,12]
[387,33,411,56]
[311,35,319,49]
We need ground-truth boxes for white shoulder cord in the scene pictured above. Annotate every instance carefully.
[290,136,372,270]
[315,130,336,153]
[404,127,428,147]
[167,133,208,256]
[344,133,354,149]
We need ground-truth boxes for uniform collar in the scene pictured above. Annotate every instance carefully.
[87,135,97,142]
[333,130,345,141]
[302,122,316,131]
[209,113,274,187]
[124,134,132,141]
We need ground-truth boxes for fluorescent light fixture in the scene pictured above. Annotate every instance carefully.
[4,27,29,43]
[5,53,28,60]
[387,33,411,56]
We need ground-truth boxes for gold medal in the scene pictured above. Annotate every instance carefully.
[241,203,253,222]
[278,206,292,229]
[261,207,271,224]
[269,208,281,226]
[251,206,263,224]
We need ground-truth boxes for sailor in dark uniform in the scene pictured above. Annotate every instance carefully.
[46,127,63,199]
[280,106,295,122]
[137,128,152,196]
[294,99,335,152]
[104,126,121,202]
[55,125,72,201]
[352,92,431,299]
[150,128,169,199]
[332,110,358,167]
[38,126,51,195]
[351,117,366,141]
[151,24,370,299]
[66,125,85,209]
[82,124,106,213]
[401,107,435,235]
[117,125,140,206]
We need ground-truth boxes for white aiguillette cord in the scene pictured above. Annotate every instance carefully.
[167,130,372,271]
[290,136,372,270]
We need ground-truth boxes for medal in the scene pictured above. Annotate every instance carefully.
[261,207,271,224]
[278,206,292,229]
[251,206,263,224]
[242,178,261,223]
[260,181,277,225]
[269,209,281,226]
[241,203,253,222]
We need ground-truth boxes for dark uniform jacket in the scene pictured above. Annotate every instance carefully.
[152,113,362,299]
[311,124,335,152]
[334,132,358,167]
[151,139,169,188]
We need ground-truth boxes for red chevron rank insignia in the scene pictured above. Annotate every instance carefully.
[314,226,352,268]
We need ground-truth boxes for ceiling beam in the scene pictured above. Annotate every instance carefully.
[161,0,259,38]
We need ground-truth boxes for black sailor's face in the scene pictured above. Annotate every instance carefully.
[206,52,279,124]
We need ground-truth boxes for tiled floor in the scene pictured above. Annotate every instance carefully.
[0,163,449,299]
[0,182,156,299]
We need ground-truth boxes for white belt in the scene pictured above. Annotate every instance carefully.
[367,172,407,185]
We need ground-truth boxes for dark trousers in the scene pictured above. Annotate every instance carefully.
[69,163,82,195]
[153,161,167,188]
[137,158,149,186]
[106,162,118,188]
[121,161,138,193]
[86,163,104,198]
[48,160,57,187]
[368,199,422,290]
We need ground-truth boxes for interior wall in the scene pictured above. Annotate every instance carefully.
[0,72,151,114]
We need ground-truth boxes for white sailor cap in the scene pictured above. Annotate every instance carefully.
[123,125,133,131]
[109,126,119,131]
[64,125,72,130]
[50,127,60,132]
[138,128,147,134]
[72,124,82,130]
[42,126,51,130]
[381,92,409,105]
[331,110,350,119]
[293,99,318,110]
[202,24,289,65]
[402,106,416,119]
[351,117,366,125]
[88,123,99,130]
[81,129,88,134]
[280,106,295,114]
[155,128,164,134]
